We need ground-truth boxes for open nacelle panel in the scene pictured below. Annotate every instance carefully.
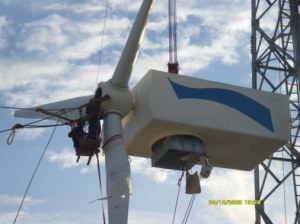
[122,70,289,171]
[151,135,206,171]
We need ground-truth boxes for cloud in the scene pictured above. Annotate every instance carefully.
[178,2,250,66]
[129,210,173,224]
[45,150,295,223]
[0,195,46,207]
[46,149,174,183]
[0,0,253,111]
[47,147,82,169]
[4,123,47,142]
[0,212,16,224]
[0,211,96,224]
[16,12,131,62]
[16,127,47,141]
[46,147,105,174]
[130,157,176,184]
[134,0,252,77]
[34,1,105,14]
[18,14,69,55]
[177,168,255,224]
[0,209,173,224]
[0,6,133,108]
[0,59,108,107]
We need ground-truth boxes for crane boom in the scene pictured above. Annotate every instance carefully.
[168,0,179,74]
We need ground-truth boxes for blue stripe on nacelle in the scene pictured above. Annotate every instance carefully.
[169,79,274,132]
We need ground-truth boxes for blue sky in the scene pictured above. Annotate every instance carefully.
[0,0,294,223]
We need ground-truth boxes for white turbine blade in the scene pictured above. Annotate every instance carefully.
[100,1,153,223]
[103,113,131,224]
[110,0,153,88]
[14,95,93,123]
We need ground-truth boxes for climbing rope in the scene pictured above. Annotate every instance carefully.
[102,134,122,149]
[1,117,60,135]
[0,105,38,111]
[1,100,100,144]
[96,0,110,85]
[172,171,184,224]
[171,170,199,224]
[0,94,110,138]
[182,194,196,224]
[96,153,107,224]
[6,123,67,145]
[7,124,24,145]
[0,105,81,111]
[36,108,74,123]
[0,106,78,135]
[13,120,59,224]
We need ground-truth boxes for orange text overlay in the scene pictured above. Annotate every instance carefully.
[208,200,261,205]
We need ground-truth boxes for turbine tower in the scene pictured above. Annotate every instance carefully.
[251,0,300,223]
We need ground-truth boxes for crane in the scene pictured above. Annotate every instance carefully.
[168,0,179,74]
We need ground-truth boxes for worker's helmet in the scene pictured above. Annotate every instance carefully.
[95,87,102,98]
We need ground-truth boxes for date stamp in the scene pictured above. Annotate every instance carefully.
[208,200,261,205]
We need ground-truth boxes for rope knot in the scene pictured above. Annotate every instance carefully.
[7,124,25,145]
[12,124,25,129]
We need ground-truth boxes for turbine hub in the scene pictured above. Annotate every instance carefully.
[98,80,134,118]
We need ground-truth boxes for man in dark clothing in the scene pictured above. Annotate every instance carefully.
[86,98,101,139]
[85,87,110,139]
[68,119,86,155]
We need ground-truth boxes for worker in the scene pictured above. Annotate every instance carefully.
[85,87,110,140]
[68,118,86,155]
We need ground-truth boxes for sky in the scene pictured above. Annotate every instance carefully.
[0,0,296,223]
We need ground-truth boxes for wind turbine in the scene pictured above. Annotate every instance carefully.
[14,0,153,223]
[13,0,291,223]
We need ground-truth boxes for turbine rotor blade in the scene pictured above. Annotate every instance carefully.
[110,0,153,88]
[14,95,93,122]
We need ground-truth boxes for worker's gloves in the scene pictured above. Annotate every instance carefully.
[103,94,111,100]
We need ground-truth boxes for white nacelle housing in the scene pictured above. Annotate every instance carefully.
[122,70,290,171]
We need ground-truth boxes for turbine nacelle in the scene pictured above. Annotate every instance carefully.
[122,70,290,171]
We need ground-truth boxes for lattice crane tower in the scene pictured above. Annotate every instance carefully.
[251,0,300,223]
